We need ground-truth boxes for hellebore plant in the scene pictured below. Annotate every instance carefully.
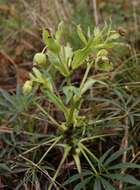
[22,23,140,190]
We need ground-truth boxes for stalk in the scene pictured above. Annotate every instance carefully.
[119,116,129,190]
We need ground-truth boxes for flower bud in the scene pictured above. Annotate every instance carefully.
[95,56,113,71]
[23,80,33,95]
[33,53,47,65]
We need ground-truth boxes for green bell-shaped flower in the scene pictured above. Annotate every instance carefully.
[95,56,113,72]
[33,53,47,66]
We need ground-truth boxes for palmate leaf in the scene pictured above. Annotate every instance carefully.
[71,33,96,70]
[72,24,121,70]
[0,88,32,121]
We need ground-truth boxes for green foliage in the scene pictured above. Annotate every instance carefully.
[0,20,140,190]
[64,147,140,189]
[18,23,140,189]
[0,0,140,189]
[0,86,33,125]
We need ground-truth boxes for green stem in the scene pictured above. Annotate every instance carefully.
[37,136,62,165]
[80,62,92,93]
[35,103,65,131]
[48,145,71,190]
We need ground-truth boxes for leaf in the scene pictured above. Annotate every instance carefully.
[94,27,101,37]
[74,176,92,190]
[72,24,121,70]
[100,177,116,190]
[48,51,70,77]
[58,46,72,74]
[104,148,131,166]
[81,78,96,95]
[71,32,97,70]
[63,171,92,186]
[31,68,53,90]
[0,163,11,173]
[98,147,114,167]
[63,86,79,104]
[63,45,73,62]
[79,143,98,174]
[97,49,108,57]
[73,153,81,174]
[77,25,87,45]
[42,29,60,54]
[32,67,43,81]
[94,178,102,190]
[55,21,64,42]
[108,174,140,186]
[128,98,140,111]
[72,47,90,69]
[109,33,120,40]
[81,78,107,95]
[0,90,14,106]
[109,163,140,170]
[43,90,68,117]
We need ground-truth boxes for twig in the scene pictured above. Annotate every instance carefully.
[92,0,99,26]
